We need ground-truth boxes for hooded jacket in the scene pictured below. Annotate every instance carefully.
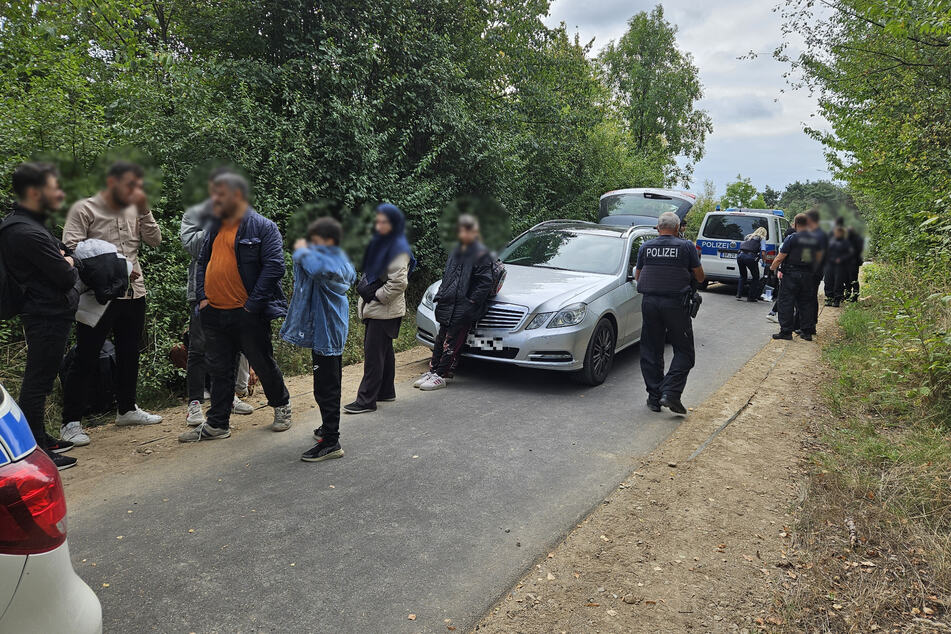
[433,241,494,327]
[180,199,213,303]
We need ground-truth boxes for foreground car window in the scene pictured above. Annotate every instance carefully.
[500,231,622,275]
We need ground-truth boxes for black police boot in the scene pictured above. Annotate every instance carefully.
[772,332,793,340]
[832,299,841,308]
[659,394,687,415]
[646,397,661,412]
[799,333,813,341]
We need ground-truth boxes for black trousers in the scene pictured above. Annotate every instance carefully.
[639,294,695,400]
[356,317,401,407]
[430,321,471,377]
[187,302,244,403]
[312,352,343,442]
[823,263,836,299]
[20,315,72,449]
[62,298,145,423]
[778,271,817,335]
[830,262,851,300]
[736,254,760,301]
[200,307,289,430]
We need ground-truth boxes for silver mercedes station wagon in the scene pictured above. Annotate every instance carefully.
[416,220,657,385]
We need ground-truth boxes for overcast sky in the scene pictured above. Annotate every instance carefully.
[544,0,831,194]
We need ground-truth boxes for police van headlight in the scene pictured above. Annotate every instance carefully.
[547,303,587,328]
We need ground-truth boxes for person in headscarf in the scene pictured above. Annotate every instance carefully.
[345,203,416,414]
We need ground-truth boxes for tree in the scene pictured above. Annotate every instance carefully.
[598,5,712,186]
[749,194,768,209]
[720,175,759,209]
[762,185,781,208]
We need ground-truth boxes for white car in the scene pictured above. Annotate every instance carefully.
[0,383,102,633]
[695,208,790,286]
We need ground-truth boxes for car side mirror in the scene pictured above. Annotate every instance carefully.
[627,266,636,282]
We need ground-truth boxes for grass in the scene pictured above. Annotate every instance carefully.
[780,263,951,631]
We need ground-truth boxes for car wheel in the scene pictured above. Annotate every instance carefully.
[575,318,616,386]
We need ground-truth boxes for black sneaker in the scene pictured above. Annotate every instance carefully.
[646,398,661,412]
[45,436,74,454]
[799,333,813,341]
[301,441,344,463]
[773,332,793,340]
[343,402,375,415]
[46,450,77,471]
[313,426,325,442]
[659,394,687,415]
[378,396,396,403]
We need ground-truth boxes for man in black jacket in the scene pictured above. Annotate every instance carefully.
[0,163,80,470]
[415,214,494,391]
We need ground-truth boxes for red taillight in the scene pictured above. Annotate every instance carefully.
[696,243,702,253]
[764,249,777,262]
[0,450,67,555]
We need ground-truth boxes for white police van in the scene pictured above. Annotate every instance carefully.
[695,208,790,286]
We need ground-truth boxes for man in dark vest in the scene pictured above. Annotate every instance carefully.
[634,211,705,415]
[770,213,822,341]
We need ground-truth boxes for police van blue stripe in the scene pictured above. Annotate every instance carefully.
[0,385,38,466]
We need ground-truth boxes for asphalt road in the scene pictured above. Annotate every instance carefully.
[68,285,776,633]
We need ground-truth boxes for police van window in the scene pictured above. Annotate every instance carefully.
[702,215,769,241]
[778,217,790,236]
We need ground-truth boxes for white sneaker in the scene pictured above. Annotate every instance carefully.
[419,375,447,391]
[413,372,434,388]
[116,406,163,426]
[186,400,206,426]
[271,404,292,432]
[232,396,254,415]
[60,421,90,446]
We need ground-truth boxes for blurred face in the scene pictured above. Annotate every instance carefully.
[458,224,478,245]
[36,174,66,213]
[375,212,393,236]
[106,170,143,209]
[310,235,331,247]
[210,183,244,219]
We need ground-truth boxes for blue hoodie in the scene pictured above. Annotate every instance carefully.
[280,244,357,356]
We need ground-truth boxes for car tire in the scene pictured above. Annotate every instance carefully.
[574,318,616,386]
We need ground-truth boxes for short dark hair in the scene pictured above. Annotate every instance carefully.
[307,217,342,245]
[212,172,250,200]
[457,213,479,231]
[12,162,59,198]
[107,160,144,180]
[793,213,809,228]
[208,166,233,182]
[805,208,820,224]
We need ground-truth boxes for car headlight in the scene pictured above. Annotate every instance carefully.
[422,288,436,310]
[525,312,554,330]
[547,303,587,328]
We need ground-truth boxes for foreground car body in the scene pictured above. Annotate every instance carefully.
[0,384,102,634]
[417,221,657,385]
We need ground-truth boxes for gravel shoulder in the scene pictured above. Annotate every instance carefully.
[473,310,837,633]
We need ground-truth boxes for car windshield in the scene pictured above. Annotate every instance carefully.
[702,215,769,240]
[500,230,622,275]
[599,192,690,219]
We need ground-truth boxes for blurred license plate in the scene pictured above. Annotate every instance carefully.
[467,334,504,351]
[719,251,738,259]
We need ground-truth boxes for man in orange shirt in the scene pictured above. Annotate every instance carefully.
[179,173,291,441]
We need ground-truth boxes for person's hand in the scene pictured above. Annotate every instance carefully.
[64,256,74,267]
[199,299,209,310]
[777,271,783,280]
[129,270,141,281]
[294,238,307,250]
[130,186,149,215]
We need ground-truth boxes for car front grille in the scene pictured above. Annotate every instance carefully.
[476,303,527,331]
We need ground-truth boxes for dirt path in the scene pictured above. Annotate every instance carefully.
[474,311,837,633]
[59,347,430,499]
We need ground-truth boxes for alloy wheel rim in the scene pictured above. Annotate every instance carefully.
[591,327,614,377]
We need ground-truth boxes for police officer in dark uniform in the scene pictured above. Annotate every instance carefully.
[770,213,822,341]
[635,212,705,415]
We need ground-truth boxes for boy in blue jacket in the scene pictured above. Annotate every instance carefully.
[281,217,356,462]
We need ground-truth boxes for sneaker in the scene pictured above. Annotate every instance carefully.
[45,436,74,454]
[419,375,447,391]
[313,426,325,442]
[378,396,397,402]
[766,312,779,323]
[343,402,376,415]
[799,333,814,341]
[413,372,434,388]
[232,396,254,415]
[61,421,90,446]
[46,450,77,471]
[116,406,163,426]
[178,423,231,443]
[735,296,743,301]
[772,332,793,340]
[271,404,292,432]
[186,400,206,427]
[646,398,661,413]
[659,394,687,415]
[301,441,344,463]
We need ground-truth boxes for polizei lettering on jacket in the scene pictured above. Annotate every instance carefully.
[645,246,679,258]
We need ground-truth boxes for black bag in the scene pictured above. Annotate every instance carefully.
[60,340,118,416]
[0,216,30,320]
[356,275,385,303]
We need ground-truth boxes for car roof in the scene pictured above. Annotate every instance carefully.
[528,220,633,238]
[599,188,696,204]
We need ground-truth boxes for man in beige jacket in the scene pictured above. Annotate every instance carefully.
[60,161,164,446]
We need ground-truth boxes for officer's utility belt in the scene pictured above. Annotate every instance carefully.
[784,266,813,274]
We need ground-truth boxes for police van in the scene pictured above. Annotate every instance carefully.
[695,208,790,286]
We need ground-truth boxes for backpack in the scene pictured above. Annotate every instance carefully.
[60,340,119,416]
[488,257,506,298]
[0,216,30,320]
